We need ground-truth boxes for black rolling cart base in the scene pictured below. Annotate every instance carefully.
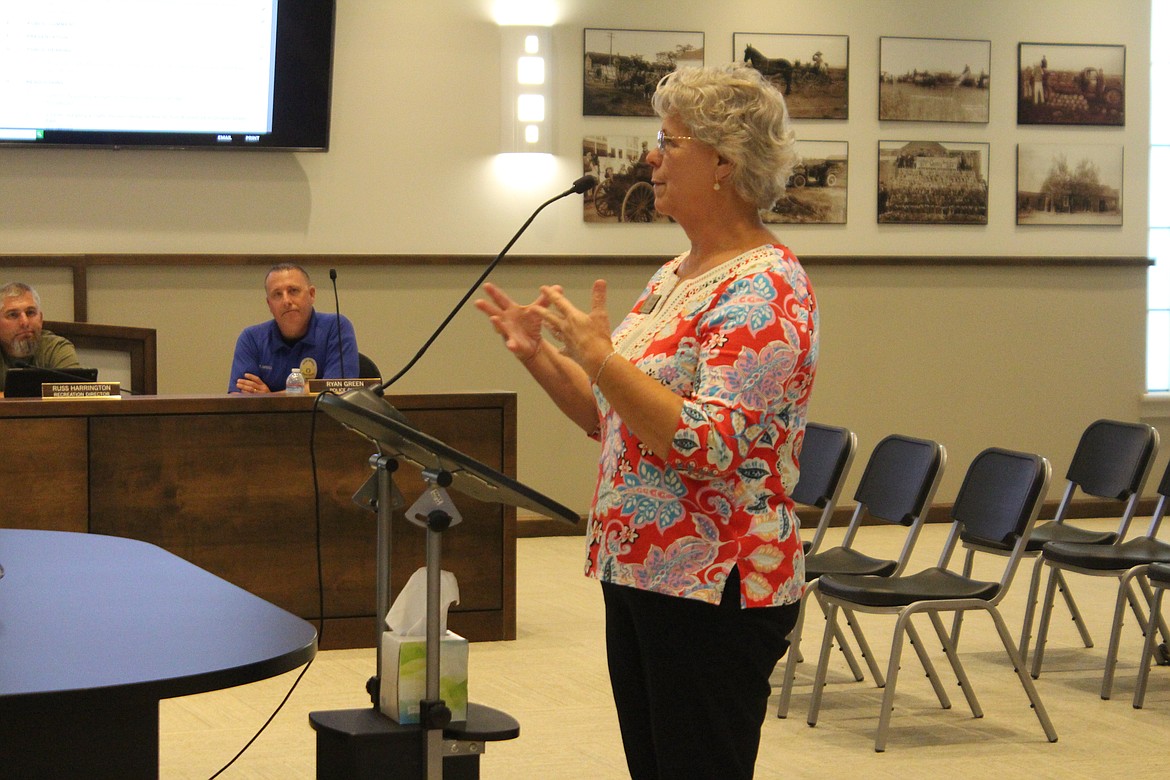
[309,703,520,780]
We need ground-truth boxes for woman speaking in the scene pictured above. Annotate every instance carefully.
[477,63,818,779]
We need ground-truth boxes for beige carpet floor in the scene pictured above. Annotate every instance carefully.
[159,521,1169,779]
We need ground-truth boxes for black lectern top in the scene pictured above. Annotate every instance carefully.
[319,388,578,524]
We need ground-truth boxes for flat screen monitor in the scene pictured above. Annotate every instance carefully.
[4,367,99,399]
[0,0,335,151]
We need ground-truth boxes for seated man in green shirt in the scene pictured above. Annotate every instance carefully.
[0,281,81,396]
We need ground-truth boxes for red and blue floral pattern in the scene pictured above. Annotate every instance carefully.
[585,244,818,608]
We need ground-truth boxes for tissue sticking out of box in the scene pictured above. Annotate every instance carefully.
[385,567,460,636]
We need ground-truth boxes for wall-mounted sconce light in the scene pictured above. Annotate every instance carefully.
[500,26,552,154]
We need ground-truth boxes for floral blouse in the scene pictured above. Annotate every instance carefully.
[585,244,818,608]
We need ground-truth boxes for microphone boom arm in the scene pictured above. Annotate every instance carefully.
[377,174,596,394]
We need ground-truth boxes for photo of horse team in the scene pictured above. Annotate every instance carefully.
[734,32,848,119]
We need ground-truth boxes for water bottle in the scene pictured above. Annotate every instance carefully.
[285,367,306,394]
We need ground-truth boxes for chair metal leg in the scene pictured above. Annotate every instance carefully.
[1019,556,1044,663]
[874,611,912,753]
[842,607,885,685]
[1135,586,1168,709]
[949,548,977,648]
[775,648,799,719]
[806,602,839,727]
[778,583,866,720]
[1102,571,1143,700]
[987,605,1058,743]
[1054,569,1095,648]
[1030,562,1062,679]
[904,617,951,710]
[1100,570,1170,700]
[833,616,867,682]
[929,610,982,718]
[776,587,809,719]
[1136,575,1170,655]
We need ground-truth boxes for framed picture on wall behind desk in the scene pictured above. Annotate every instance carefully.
[1017,42,1125,126]
[1016,142,1123,225]
[877,140,989,225]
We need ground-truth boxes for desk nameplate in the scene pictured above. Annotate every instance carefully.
[42,381,121,399]
[308,378,381,394]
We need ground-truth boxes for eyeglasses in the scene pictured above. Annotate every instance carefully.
[656,129,694,153]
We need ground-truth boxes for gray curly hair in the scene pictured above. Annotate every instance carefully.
[651,63,799,210]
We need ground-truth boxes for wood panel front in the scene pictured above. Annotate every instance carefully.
[0,416,88,532]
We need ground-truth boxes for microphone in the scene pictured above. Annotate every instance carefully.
[329,268,346,379]
[376,174,596,394]
[567,173,598,195]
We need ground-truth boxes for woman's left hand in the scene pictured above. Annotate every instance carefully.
[536,280,614,376]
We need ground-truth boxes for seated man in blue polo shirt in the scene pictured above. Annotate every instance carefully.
[229,263,359,393]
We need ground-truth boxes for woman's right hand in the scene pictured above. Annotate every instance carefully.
[474,282,548,363]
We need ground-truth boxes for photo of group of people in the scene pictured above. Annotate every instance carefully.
[878,141,989,225]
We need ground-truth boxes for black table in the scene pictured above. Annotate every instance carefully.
[0,529,318,779]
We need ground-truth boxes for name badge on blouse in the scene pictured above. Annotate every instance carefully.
[634,293,661,314]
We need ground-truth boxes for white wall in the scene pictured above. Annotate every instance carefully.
[0,0,1157,514]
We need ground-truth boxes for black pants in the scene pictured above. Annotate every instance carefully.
[601,568,799,780]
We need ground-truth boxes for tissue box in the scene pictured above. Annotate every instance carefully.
[379,630,468,725]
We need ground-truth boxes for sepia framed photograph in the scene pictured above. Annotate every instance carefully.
[581,135,667,223]
[1017,42,1125,126]
[879,36,990,123]
[583,28,704,117]
[1017,143,1123,225]
[877,140,989,225]
[733,32,849,119]
[767,140,848,224]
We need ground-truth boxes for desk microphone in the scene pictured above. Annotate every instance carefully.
[376,173,597,394]
[329,268,347,379]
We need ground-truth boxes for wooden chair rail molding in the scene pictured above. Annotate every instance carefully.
[0,254,1151,322]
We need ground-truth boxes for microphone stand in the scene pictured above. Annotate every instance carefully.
[329,268,346,379]
[376,174,596,394]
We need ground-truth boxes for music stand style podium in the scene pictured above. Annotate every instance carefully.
[311,388,577,780]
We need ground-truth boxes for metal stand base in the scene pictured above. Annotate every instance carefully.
[309,704,519,780]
